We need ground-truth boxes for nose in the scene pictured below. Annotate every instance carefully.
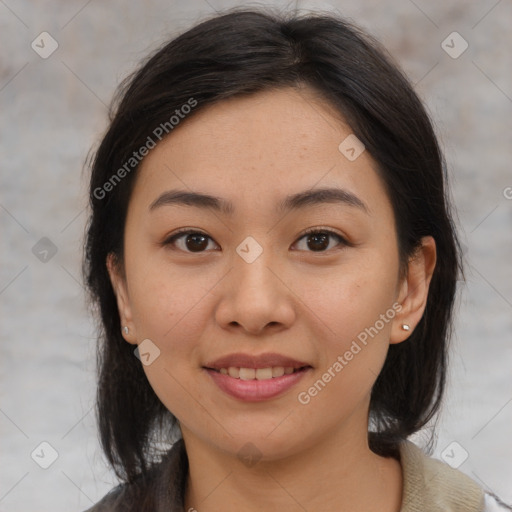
[214,247,296,336]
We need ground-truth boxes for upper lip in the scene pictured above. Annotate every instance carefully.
[203,352,311,370]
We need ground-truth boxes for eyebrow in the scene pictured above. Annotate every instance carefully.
[149,187,369,215]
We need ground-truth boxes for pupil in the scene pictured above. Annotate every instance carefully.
[187,234,208,252]
[308,233,328,251]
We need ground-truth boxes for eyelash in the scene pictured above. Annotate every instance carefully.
[162,227,350,254]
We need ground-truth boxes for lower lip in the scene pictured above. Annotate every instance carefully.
[204,368,311,402]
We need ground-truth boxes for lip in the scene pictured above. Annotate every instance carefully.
[204,367,311,402]
[203,352,312,402]
[203,352,310,370]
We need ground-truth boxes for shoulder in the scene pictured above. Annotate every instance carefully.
[398,440,511,511]
[83,438,188,512]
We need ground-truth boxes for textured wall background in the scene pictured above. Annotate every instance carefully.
[1,0,511,510]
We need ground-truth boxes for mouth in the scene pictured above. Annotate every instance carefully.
[202,353,312,402]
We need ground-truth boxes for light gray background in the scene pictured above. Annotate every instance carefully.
[1,0,511,510]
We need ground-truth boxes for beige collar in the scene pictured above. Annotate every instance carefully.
[398,440,484,511]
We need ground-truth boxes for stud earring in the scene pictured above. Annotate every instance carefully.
[123,326,129,335]
[401,324,410,331]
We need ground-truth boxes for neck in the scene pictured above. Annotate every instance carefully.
[181,409,402,512]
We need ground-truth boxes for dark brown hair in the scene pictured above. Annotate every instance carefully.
[83,6,462,485]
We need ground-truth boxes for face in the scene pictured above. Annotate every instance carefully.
[108,86,434,462]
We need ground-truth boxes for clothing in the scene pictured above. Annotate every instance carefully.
[85,439,510,511]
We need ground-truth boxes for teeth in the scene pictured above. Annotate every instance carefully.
[272,366,285,377]
[239,368,256,380]
[217,366,300,380]
[228,367,239,378]
[256,368,273,380]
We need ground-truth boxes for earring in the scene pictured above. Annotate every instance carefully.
[123,326,129,335]
[401,324,410,331]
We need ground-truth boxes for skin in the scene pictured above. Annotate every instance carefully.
[107,86,436,512]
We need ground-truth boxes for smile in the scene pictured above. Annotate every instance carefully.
[204,366,312,402]
[215,366,301,380]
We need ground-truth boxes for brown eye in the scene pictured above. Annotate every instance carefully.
[293,229,347,252]
[164,230,218,253]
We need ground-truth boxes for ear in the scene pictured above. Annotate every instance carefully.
[390,236,437,344]
[106,252,137,345]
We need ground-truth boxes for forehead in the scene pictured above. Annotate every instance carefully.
[129,87,392,220]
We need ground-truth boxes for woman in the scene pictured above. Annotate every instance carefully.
[83,8,510,511]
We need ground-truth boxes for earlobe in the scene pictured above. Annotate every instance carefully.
[106,253,137,345]
[390,236,437,344]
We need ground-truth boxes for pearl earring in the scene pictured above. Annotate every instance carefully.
[401,324,410,331]
[123,326,129,335]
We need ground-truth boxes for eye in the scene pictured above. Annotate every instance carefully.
[163,227,349,254]
[163,229,219,253]
[292,228,349,253]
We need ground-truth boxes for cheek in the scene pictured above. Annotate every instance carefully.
[125,253,219,416]
[126,246,217,343]
[133,283,211,432]
[295,290,397,430]
[297,249,398,347]
[295,251,399,408]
